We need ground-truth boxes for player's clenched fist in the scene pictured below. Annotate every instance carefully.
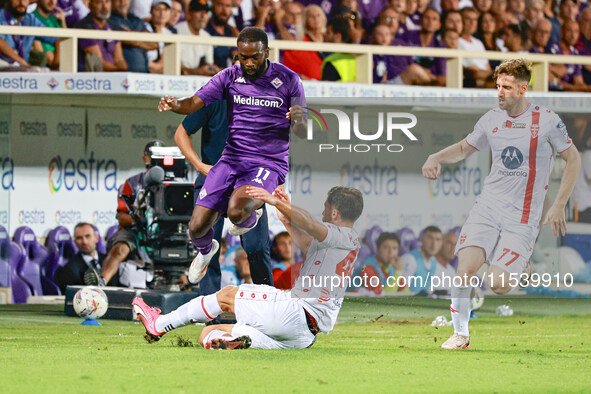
[422,155,441,180]
[286,105,304,123]
[158,96,180,112]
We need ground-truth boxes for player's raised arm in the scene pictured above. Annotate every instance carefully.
[543,146,581,237]
[158,95,205,114]
[422,138,478,180]
[174,123,212,176]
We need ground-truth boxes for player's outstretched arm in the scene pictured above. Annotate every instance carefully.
[158,95,205,114]
[174,124,212,175]
[543,146,581,237]
[422,138,477,180]
[272,187,314,253]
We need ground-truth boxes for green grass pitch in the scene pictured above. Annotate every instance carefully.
[1,296,590,393]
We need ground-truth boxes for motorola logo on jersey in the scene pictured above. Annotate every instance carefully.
[501,146,524,170]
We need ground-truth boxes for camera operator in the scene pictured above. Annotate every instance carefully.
[93,140,165,287]
[174,96,273,296]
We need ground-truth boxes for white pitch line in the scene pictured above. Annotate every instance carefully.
[0,316,80,325]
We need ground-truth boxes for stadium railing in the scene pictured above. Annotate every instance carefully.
[2,25,591,92]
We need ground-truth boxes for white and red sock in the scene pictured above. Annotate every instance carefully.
[450,285,472,337]
[155,294,222,333]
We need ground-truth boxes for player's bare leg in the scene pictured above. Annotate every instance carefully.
[442,246,485,349]
[187,205,223,283]
[132,285,239,342]
[487,265,514,294]
[227,185,265,236]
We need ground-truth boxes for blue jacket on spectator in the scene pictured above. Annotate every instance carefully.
[0,9,57,63]
[108,10,149,73]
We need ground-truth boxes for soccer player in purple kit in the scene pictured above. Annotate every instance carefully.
[157,27,306,284]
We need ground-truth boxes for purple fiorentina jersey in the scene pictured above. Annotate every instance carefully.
[195,61,305,175]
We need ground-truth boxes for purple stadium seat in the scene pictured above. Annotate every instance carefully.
[364,225,383,255]
[449,226,462,236]
[92,225,107,255]
[105,224,119,242]
[0,226,11,287]
[226,234,241,248]
[0,226,31,303]
[13,226,49,296]
[45,226,78,295]
[397,227,418,256]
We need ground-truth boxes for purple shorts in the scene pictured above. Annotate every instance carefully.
[196,156,285,213]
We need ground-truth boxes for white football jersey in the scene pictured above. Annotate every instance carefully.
[466,103,573,225]
[292,224,360,334]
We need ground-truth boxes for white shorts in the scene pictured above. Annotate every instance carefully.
[455,201,538,275]
[231,284,316,349]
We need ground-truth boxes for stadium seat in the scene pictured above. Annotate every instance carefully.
[449,226,462,236]
[0,226,11,287]
[105,224,119,242]
[0,226,31,303]
[364,225,383,256]
[45,226,78,295]
[13,226,49,296]
[92,225,107,255]
[397,227,419,256]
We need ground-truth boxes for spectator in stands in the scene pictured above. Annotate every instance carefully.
[33,0,67,69]
[549,0,580,46]
[167,0,182,32]
[573,128,591,223]
[252,0,293,40]
[129,0,151,20]
[176,0,220,76]
[333,5,364,43]
[508,0,526,23]
[442,28,459,48]
[282,4,325,80]
[0,0,57,69]
[322,17,356,81]
[77,0,128,71]
[440,0,460,12]
[353,232,406,295]
[548,19,589,91]
[401,225,443,294]
[206,0,238,69]
[98,140,163,287]
[376,6,403,38]
[145,0,173,73]
[284,1,305,40]
[270,231,291,282]
[530,17,552,52]
[459,7,492,87]
[442,9,462,35]
[475,11,501,70]
[432,231,458,294]
[525,0,545,28]
[356,0,385,31]
[109,0,157,73]
[390,0,413,35]
[491,0,511,32]
[221,246,252,287]
[299,0,337,17]
[474,0,492,13]
[503,22,531,52]
[576,8,591,83]
[408,7,446,86]
[55,222,109,294]
[57,0,89,27]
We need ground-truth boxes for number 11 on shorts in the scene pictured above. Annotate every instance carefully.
[497,248,520,266]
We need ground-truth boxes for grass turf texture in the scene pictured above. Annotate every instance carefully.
[1,297,590,393]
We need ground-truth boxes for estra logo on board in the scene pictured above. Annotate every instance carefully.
[48,153,118,194]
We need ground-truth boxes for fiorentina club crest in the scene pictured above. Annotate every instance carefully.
[460,234,467,245]
[531,123,539,138]
[47,77,58,90]
[271,77,283,89]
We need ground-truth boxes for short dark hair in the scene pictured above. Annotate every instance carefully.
[376,232,400,249]
[273,231,291,244]
[237,27,269,49]
[326,186,363,222]
[422,225,442,236]
[327,17,352,43]
[74,222,96,233]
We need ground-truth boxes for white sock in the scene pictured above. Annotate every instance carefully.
[155,294,222,333]
[202,329,232,346]
[450,285,472,337]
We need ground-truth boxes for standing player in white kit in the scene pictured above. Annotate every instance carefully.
[422,59,581,349]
